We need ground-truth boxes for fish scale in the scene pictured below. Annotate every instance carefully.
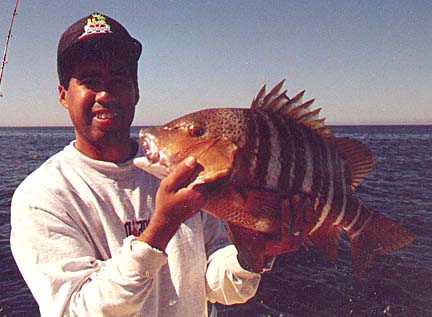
[135,80,415,276]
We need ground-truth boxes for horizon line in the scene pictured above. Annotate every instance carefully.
[0,123,431,128]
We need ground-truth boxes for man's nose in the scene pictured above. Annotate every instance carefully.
[95,87,117,105]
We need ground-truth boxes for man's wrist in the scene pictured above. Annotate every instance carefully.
[137,216,180,251]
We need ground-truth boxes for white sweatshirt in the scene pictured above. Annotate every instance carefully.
[10,141,261,317]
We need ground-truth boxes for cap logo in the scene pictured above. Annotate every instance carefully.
[79,12,112,39]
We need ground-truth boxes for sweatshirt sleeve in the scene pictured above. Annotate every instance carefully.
[202,213,261,305]
[10,183,166,317]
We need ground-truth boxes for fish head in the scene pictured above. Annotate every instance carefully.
[134,108,242,187]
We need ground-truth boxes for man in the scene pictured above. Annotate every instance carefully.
[10,12,265,316]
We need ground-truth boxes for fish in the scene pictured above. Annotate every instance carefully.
[134,80,415,276]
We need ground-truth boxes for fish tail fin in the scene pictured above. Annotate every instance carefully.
[349,211,415,277]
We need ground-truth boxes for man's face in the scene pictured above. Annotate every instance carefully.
[58,58,139,155]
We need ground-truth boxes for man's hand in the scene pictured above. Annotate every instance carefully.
[138,157,206,250]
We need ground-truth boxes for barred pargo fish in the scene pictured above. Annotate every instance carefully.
[134,81,415,275]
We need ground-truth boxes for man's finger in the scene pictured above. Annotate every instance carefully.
[163,156,198,192]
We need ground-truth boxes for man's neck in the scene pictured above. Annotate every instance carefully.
[74,138,138,163]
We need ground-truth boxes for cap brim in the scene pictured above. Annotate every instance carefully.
[59,33,142,62]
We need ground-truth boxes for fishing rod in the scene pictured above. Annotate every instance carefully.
[0,0,19,97]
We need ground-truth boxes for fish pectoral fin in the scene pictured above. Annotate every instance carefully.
[195,137,237,183]
[239,189,281,219]
[231,188,285,233]
[203,187,281,233]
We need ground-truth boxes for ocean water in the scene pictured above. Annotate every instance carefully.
[0,126,431,316]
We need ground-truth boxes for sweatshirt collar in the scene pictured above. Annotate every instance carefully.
[65,140,142,179]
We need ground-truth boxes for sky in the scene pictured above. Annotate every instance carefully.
[0,0,431,126]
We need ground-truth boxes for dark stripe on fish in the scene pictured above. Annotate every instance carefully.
[333,157,349,225]
[345,202,372,238]
[260,111,283,190]
[289,121,307,194]
[278,117,297,193]
[264,112,295,193]
[341,196,360,230]
[310,140,335,233]
[241,111,260,183]
[314,140,331,214]
[252,111,272,187]
[310,131,325,199]
[324,149,345,225]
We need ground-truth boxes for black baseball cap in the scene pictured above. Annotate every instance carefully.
[57,12,142,87]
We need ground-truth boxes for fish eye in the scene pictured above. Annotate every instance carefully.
[189,126,204,137]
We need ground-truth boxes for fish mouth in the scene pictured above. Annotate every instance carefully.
[134,130,175,179]
[140,132,161,164]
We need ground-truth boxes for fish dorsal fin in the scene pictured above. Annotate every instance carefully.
[250,80,333,137]
[333,137,375,189]
[250,80,374,189]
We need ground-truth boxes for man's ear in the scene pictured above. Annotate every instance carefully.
[58,85,68,109]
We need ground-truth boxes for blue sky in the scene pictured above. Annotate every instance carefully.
[0,0,430,126]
